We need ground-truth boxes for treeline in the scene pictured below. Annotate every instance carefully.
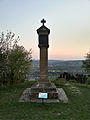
[0,32,32,86]
[57,72,90,84]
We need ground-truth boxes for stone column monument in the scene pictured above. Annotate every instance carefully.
[19,19,69,103]
[37,19,50,86]
[30,19,58,100]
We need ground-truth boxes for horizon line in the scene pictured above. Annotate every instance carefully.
[33,59,84,61]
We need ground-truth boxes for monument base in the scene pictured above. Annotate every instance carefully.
[19,80,69,103]
[19,87,68,103]
[30,81,58,99]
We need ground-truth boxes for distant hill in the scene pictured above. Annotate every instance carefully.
[28,60,84,79]
[48,60,83,66]
[32,60,83,73]
[32,60,83,67]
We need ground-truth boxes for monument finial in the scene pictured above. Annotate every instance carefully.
[41,19,46,26]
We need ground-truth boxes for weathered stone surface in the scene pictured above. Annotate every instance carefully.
[40,47,48,83]
[19,88,68,103]
[30,82,58,99]
[57,88,68,103]
[31,82,57,92]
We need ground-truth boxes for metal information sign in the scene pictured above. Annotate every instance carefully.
[38,93,48,99]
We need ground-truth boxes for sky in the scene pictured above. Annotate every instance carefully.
[0,0,90,60]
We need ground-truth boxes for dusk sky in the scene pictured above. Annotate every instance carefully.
[0,0,90,60]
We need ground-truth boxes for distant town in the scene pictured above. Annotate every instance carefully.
[27,60,85,80]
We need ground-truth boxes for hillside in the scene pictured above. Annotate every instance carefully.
[0,81,90,120]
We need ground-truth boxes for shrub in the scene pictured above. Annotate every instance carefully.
[52,78,66,87]
[86,77,90,85]
[69,80,77,83]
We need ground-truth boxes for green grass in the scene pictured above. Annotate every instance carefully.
[0,81,90,120]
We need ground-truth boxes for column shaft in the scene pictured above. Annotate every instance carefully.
[39,47,49,83]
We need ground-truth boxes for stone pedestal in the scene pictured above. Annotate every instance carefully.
[19,88,68,103]
[30,82,58,99]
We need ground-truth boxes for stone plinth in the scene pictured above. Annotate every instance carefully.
[30,82,58,99]
[19,88,68,103]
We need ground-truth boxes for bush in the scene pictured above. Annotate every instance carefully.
[24,80,36,86]
[86,77,90,85]
[69,80,77,83]
[52,78,66,87]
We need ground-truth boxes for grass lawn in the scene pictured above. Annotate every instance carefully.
[0,81,90,120]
